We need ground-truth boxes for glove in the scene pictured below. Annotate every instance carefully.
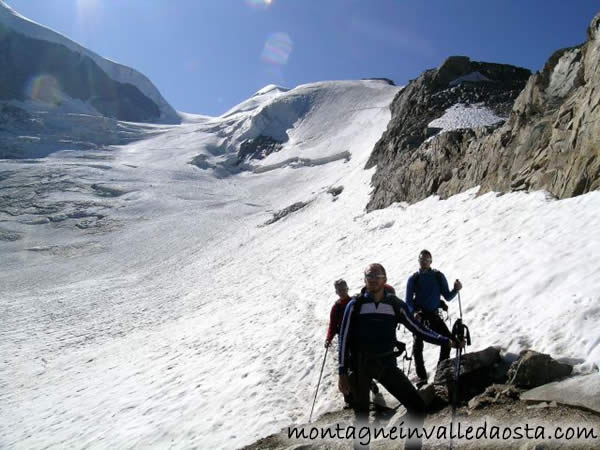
[454,279,462,291]
[440,300,448,312]
[395,340,406,355]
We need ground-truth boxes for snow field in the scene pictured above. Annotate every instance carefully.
[1,80,599,450]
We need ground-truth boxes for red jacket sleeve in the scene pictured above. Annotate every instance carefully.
[326,302,340,342]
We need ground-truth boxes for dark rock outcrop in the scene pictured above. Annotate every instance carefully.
[327,185,344,201]
[263,201,309,226]
[468,384,522,410]
[240,347,592,449]
[507,350,573,388]
[433,346,503,408]
[237,135,283,164]
[366,13,600,210]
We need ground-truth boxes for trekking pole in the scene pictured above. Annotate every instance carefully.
[450,291,471,449]
[450,346,462,450]
[308,346,329,423]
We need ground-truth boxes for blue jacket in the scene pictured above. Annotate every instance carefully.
[406,269,457,314]
[338,289,449,375]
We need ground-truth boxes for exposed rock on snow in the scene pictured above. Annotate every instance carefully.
[253,151,351,174]
[367,13,600,210]
[467,384,521,410]
[238,135,284,163]
[200,80,395,176]
[365,56,530,209]
[327,185,344,200]
[263,201,309,226]
[242,349,597,449]
[507,350,573,388]
[242,371,600,450]
[433,346,504,406]
[90,183,131,198]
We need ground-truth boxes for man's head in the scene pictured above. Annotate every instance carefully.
[418,249,432,270]
[334,279,349,297]
[363,263,387,294]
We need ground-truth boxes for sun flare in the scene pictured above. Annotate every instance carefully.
[246,0,274,9]
[75,0,102,26]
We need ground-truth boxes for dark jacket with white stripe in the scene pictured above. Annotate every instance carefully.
[338,288,450,375]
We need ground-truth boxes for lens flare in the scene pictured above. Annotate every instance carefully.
[76,0,102,22]
[25,74,62,105]
[245,0,273,8]
[261,32,293,65]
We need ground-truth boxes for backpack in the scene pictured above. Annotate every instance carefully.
[412,269,448,312]
[412,269,443,291]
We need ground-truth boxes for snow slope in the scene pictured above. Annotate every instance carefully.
[1,77,599,450]
[0,0,179,124]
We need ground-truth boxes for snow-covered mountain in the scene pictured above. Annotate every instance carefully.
[0,0,178,124]
[2,76,599,449]
[1,5,599,450]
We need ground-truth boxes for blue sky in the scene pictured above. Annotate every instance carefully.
[6,0,599,116]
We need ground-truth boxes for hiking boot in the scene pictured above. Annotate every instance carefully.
[416,377,428,389]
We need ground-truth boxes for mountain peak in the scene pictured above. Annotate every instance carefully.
[253,85,290,96]
[0,1,179,124]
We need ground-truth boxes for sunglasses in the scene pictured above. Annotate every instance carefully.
[364,273,386,280]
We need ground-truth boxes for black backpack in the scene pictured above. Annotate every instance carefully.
[412,269,443,291]
[412,269,448,312]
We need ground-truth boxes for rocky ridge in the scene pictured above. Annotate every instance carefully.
[242,348,600,449]
[366,13,600,210]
